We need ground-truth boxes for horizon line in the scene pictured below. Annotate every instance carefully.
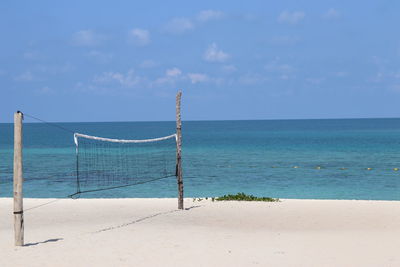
[1,116,400,124]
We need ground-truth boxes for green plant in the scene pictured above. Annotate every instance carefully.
[215,192,279,202]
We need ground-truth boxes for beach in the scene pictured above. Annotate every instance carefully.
[0,198,399,267]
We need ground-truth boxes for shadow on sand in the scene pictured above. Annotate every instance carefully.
[24,238,64,247]
[95,205,203,233]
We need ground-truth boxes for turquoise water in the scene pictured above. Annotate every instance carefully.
[1,119,400,200]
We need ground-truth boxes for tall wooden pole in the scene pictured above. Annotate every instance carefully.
[176,91,184,209]
[13,111,24,246]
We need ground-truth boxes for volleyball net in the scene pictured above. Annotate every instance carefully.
[72,132,178,197]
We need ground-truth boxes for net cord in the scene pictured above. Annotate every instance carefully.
[68,174,176,198]
[74,133,177,145]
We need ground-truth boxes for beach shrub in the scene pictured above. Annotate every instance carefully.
[216,192,279,202]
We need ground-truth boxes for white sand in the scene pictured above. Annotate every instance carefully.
[1,198,399,267]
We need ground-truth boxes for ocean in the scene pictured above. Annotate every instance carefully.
[0,118,399,200]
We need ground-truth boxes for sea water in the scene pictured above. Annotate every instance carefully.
[0,119,399,200]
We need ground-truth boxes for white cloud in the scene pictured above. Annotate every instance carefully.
[164,11,224,35]
[34,63,74,74]
[221,64,237,73]
[153,67,183,86]
[265,58,296,80]
[238,73,267,85]
[306,77,325,84]
[369,69,400,83]
[187,73,209,84]
[265,61,294,73]
[165,18,194,34]
[72,30,106,46]
[334,71,348,77]
[323,8,341,19]
[128,28,150,46]
[93,69,140,87]
[370,72,385,83]
[278,11,305,24]
[371,55,388,68]
[14,71,35,81]
[203,43,230,63]
[197,10,224,22]
[37,86,53,94]
[87,50,113,63]
[166,67,182,77]
[139,60,158,68]
[390,84,400,93]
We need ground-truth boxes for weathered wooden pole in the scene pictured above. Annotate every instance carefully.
[13,111,24,246]
[176,91,184,209]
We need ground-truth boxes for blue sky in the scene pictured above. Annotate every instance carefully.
[1,0,400,122]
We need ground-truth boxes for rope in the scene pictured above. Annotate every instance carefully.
[19,175,176,211]
[68,174,176,198]
[23,199,64,213]
[23,113,76,134]
[17,175,175,212]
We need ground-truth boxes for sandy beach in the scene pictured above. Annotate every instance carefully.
[0,198,399,267]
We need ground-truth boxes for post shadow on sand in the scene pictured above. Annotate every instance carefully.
[95,205,203,233]
[24,238,64,247]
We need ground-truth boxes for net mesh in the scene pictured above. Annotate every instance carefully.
[73,133,177,196]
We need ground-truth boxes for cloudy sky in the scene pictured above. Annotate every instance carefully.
[1,0,399,122]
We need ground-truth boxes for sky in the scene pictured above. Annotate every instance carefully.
[1,0,400,122]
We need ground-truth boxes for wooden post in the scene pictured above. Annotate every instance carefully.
[176,91,184,209]
[13,111,24,246]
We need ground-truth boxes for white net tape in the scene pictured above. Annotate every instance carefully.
[74,133,177,146]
